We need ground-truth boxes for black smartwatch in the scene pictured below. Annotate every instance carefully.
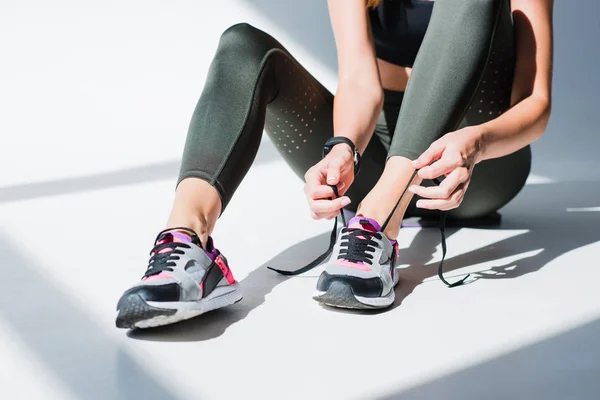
[322,136,362,175]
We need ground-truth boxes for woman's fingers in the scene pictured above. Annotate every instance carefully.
[412,140,445,169]
[416,193,463,211]
[411,167,470,211]
[326,157,345,185]
[417,152,465,180]
[415,184,466,211]
[409,167,468,199]
[309,182,346,200]
[311,196,351,215]
[304,166,323,194]
[304,153,354,219]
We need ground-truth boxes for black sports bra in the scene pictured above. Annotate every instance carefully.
[369,0,434,68]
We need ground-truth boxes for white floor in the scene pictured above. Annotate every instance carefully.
[2,1,600,399]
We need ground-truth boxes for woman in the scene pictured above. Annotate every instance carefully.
[116,0,553,329]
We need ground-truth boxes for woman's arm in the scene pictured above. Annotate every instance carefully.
[476,0,554,162]
[328,0,383,154]
[302,1,381,218]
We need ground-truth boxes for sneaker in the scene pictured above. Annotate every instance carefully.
[268,171,469,305]
[313,216,399,310]
[115,227,242,329]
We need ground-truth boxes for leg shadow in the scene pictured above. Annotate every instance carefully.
[391,180,600,308]
[378,316,600,399]
[0,234,178,400]
[0,138,280,204]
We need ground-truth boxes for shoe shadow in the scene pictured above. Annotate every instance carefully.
[127,231,331,342]
[389,180,600,310]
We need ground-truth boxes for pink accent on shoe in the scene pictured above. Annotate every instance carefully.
[155,230,194,254]
[215,255,235,284]
[390,243,400,277]
[348,216,381,240]
[170,231,193,243]
[347,216,381,232]
[334,260,372,271]
[143,273,174,282]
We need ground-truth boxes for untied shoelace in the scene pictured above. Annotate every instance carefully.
[268,170,469,287]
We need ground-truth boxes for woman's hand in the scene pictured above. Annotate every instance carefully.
[409,127,484,211]
[304,144,355,220]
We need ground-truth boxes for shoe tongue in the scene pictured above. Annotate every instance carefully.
[156,230,194,246]
[154,230,197,257]
[339,216,382,265]
[347,216,381,232]
[155,229,219,262]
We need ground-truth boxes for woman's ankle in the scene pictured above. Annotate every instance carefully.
[166,178,222,247]
[166,215,212,246]
[357,156,420,240]
[354,208,400,240]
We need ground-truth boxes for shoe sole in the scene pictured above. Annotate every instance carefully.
[312,281,395,310]
[115,282,243,329]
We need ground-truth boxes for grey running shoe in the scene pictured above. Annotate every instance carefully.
[270,171,467,307]
[313,217,399,309]
[116,227,242,329]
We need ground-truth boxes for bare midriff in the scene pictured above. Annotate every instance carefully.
[377,58,412,92]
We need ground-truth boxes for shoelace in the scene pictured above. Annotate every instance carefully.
[337,226,382,265]
[143,227,198,278]
[269,170,469,288]
[144,242,191,278]
[267,186,347,276]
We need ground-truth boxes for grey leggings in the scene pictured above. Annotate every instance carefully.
[178,0,531,219]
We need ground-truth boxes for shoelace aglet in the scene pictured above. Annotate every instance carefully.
[266,266,294,276]
[444,273,470,288]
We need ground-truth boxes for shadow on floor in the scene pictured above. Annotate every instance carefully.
[127,231,330,342]
[377,315,600,399]
[0,234,181,400]
[389,179,600,310]
[0,139,281,204]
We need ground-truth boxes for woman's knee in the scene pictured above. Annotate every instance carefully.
[220,23,262,45]
[216,23,280,65]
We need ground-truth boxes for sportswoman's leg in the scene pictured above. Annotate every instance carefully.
[170,23,386,245]
[116,23,387,328]
[358,0,530,237]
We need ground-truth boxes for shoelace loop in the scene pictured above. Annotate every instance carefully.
[338,225,382,265]
[144,241,190,278]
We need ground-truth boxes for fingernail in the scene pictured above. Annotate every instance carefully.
[416,200,423,208]
[341,197,351,207]
[327,176,337,184]
[338,182,346,190]
[408,186,416,193]
[412,160,419,166]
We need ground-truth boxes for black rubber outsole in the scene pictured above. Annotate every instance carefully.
[313,281,381,310]
[115,294,176,329]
